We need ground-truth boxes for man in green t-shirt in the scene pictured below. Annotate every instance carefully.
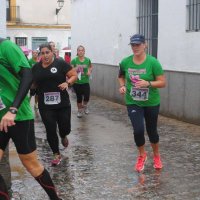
[0,39,61,200]
[71,45,93,118]
[118,34,166,173]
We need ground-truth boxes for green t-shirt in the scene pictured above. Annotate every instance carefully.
[28,58,37,67]
[0,40,34,121]
[119,54,164,106]
[71,57,91,84]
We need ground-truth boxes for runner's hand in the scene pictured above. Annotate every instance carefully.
[0,112,16,133]
[58,82,69,91]
[135,79,149,88]
[119,86,126,94]
[87,70,92,76]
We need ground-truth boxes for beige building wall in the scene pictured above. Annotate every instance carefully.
[16,0,71,25]
[0,0,6,37]
[7,0,71,55]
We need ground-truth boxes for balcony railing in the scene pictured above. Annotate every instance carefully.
[6,6,20,23]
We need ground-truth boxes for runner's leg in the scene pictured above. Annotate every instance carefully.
[19,151,60,200]
[39,110,60,155]
[0,150,9,200]
[0,133,10,199]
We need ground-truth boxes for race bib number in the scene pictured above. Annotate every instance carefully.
[44,92,61,105]
[130,87,149,101]
[0,97,6,110]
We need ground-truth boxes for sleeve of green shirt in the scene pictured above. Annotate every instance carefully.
[152,58,164,77]
[2,40,31,73]
[70,58,76,67]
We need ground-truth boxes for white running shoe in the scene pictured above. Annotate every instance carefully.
[77,111,83,118]
[84,106,89,114]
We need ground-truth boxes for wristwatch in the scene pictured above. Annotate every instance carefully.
[148,81,152,88]
[9,108,18,114]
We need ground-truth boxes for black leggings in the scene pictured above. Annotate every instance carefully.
[39,106,71,154]
[127,104,160,147]
[73,83,90,103]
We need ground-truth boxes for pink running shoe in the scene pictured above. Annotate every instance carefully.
[51,154,62,166]
[135,152,147,172]
[153,155,163,169]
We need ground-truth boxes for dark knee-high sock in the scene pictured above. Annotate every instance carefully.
[0,175,9,200]
[35,168,60,200]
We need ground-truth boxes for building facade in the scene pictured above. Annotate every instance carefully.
[0,0,6,37]
[6,0,71,57]
[71,0,200,124]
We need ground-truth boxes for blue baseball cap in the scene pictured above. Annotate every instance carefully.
[129,34,145,44]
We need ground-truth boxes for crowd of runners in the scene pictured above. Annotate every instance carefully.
[0,33,166,199]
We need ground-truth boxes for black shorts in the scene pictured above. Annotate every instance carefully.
[73,83,90,103]
[0,120,37,154]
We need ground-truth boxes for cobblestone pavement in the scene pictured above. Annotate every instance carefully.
[9,94,200,200]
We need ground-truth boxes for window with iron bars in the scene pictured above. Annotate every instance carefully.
[15,37,27,46]
[32,37,48,51]
[137,0,158,58]
[186,0,200,32]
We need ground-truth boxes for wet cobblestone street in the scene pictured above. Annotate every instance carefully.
[9,94,200,200]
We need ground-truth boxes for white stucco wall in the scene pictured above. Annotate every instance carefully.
[0,0,6,37]
[71,0,137,65]
[16,0,71,25]
[71,0,200,124]
[158,0,200,72]
[72,0,200,72]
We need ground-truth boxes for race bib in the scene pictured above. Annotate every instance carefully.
[0,97,6,110]
[130,87,149,101]
[44,92,61,105]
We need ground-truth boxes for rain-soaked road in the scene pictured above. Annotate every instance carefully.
[9,92,200,200]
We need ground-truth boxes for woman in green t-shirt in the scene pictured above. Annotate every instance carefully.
[29,50,40,110]
[71,45,93,118]
[118,34,166,173]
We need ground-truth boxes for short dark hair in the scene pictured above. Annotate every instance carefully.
[39,43,52,52]
[77,45,85,51]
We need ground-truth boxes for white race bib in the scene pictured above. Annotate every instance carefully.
[44,92,61,105]
[130,87,149,101]
[0,97,6,110]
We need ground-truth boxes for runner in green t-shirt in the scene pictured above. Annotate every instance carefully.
[0,39,61,200]
[71,45,93,118]
[28,50,39,67]
[118,34,166,173]
[28,50,39,110]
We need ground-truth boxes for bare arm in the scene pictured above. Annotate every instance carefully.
[87,64,93,76]
[67,68,78,85]
[118,76,126,94]
[135,75,166,88]
[150,75,166,88]
[58,68,78,91]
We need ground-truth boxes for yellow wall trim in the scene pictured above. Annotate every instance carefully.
[7,24,71,29]
[10,0,16,7]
